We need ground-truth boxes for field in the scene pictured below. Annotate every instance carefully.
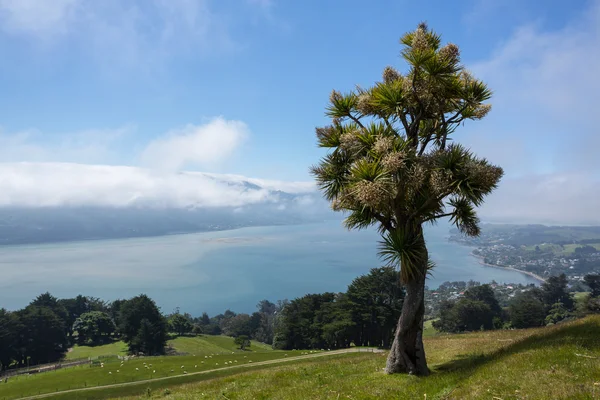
[65,335,273,361]
[67,342,128,360]
[2,316,599,400]
[0,349,324,399]
[522,242,600,255]
[118,316,599,400]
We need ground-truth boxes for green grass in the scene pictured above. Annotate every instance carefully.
[4,317,600,399]
[423,319,440,337]
[66,342,128,360]
[523,243,600,255]
[0,349,318,399]
[108,316,600,400]
[65,335,273,362]
[168,335,273,355]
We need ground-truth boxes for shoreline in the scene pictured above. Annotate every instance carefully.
[470,253,546,282]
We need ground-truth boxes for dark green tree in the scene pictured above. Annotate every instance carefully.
[346,267,404,347]
[73,311,115,345]
[0,309,19,371]
[433,285,501,333]
[168,313,193,336]
[544,302,571,325]
[234,335,251,350]
[16,305,68,365]
[453,299,493,331]
[226,314,252,337]
[31,293,69,334]
[540,274,574,311]
[109,299,127,333]
[509,291,546,328]
[119,295,167,355]
[199,312,210,326]
[191,324,203,335]
[584,274,600,298]
[310,23,502,375]
[464,284,502,316]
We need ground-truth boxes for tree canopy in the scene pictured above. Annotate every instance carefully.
[118,295,168,355]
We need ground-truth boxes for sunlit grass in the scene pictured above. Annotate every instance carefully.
[3,317,599,399]
[0,350,315,399]
[66,342,128,360]
[112,316,599,400]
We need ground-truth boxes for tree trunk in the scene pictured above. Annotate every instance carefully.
[385,235,429,376]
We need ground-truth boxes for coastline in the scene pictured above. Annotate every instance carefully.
[470,253,546,283]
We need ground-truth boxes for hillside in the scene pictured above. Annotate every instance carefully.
[120,316,599,400]
[66,335,274,360]
[2,316,598,400]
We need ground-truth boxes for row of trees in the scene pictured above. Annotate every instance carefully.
[0,293,168,371]
[273,267,404,350]
[433,274,600,333]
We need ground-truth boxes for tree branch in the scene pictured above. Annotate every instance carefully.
[382,115,398,136]
[422,212,454,223]
[348,113,366,131]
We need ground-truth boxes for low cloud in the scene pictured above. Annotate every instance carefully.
[0,126,133,165]
[0,0,79,36]
[140,118,249,172]
[479,173,600,225]
[0,162,314,208]
[457,1,600,225]
[0,0,234,69]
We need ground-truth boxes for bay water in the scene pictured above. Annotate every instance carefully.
[0,220,539,315]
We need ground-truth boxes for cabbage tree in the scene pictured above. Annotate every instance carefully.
[311,23,503,375]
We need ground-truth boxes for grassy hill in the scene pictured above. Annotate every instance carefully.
[65,335,273,361]
[117,316,599,400]
[2,316,599,399]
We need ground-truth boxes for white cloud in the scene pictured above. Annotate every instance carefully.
[0,162,314,208]
[462,0,600,172]
[0,0,234,68]
[0,126,133,165]
[454,1,600,224]
[0,0,79,36]
[140,117,249,172]
[479,173,600,225]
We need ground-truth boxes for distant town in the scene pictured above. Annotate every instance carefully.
[448,224,600,287]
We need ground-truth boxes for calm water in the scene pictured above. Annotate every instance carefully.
[0,220,539,315]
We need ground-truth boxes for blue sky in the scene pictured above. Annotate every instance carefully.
[0,0,598,224]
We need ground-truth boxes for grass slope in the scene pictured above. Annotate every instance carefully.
[67,342,128,360]
[121,316,599,400]
[65,335,272,361]
[0,350,316,400]
[4,317,599,399]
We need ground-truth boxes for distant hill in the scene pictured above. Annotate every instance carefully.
[0,172,336,245]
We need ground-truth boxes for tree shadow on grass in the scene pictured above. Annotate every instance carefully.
[433,316,600,376]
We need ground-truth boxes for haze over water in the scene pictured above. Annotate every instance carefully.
[0,220,539,315]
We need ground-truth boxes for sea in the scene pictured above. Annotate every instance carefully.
[0,220,540,315]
